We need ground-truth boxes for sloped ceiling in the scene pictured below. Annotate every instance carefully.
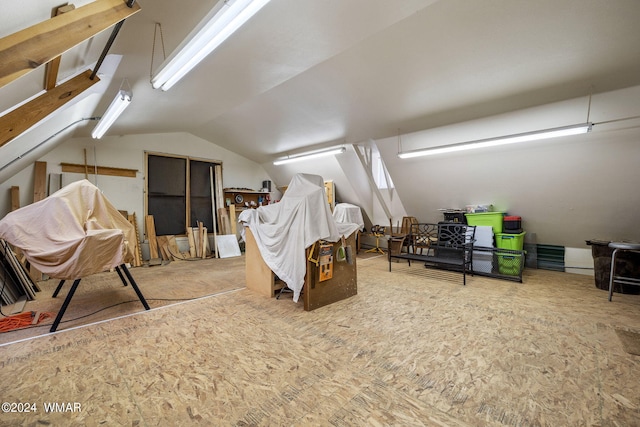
[2,0,640,166]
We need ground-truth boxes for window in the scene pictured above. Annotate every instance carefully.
[372,151,394,190]
[146,153,223,236]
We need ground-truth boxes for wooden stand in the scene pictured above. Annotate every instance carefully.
[244,228,357,310]
[245,228,283,297]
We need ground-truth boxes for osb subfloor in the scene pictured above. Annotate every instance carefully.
[1,256,246,345]
[1,254,640,426]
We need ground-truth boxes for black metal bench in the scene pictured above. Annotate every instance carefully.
[388,223,476,285]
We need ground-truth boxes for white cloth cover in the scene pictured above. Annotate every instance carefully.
[239,174,359,302]
[333,203,365,231]
[0,179,135,280]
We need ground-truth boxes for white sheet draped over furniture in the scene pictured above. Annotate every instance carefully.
[333,203,365,231]
[239,174,359,302]
[0,179,135,280]
[0,179,148,332]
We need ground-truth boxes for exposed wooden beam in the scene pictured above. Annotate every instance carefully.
[0,0,141,89]
[61,162,138,178]
[10,186,20,211]
[44,4,76,91]
[0,70,100,148]
[33,161,47,202]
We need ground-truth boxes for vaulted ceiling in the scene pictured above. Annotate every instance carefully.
[2,0,640,166]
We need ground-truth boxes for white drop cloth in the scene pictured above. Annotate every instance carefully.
[333,203,365,231]
[0,179,135,280]
[239,174,359,302]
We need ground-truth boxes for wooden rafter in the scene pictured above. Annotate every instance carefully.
[44,4,76,91]
[0,0,141,89]
[0,70,100,148]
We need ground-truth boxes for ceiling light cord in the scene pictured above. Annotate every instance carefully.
[119,77,132,95]
[150,22,167,82]
[151,0,272,91]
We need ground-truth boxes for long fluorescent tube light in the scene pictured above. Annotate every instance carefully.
[273,147,346,166]
[151,0,271,91]
[91,89,132,139]
[397,123,593,159]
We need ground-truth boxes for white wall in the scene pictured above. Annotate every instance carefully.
[0,131,274,236]
[255,85,640,272]
[376,85,640,268]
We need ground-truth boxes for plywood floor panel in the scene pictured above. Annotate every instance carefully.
[1,255,639,426]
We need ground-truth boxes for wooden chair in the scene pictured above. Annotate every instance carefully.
[400,217,435,255]
[409,223,438,255]
[394,216,418,254]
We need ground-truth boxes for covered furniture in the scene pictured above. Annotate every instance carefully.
[333,203,365,252]
[244,227,358,310]
[333,203,364,231]
[240,173,359,305]
[608,241,640,301]
[0,180,149,332]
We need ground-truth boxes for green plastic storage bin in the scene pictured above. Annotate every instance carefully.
[497,252,523,276]
[464,212,504,234]
[495,232,526,250]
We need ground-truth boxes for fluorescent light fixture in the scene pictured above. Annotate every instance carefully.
[151,0,271,91]
[91,89,132,139]
[398,123,593,159]
[273,147,346,166]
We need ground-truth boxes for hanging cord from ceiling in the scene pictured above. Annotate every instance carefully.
[150,22,167,83]
[586,87,592,124]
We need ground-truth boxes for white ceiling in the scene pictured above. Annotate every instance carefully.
[2,0,640,165]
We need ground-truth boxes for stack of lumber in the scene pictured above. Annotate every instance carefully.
[0,240,39,305]
[187,221,211,259]
[157,235,192,261]
[145,215,212,262]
